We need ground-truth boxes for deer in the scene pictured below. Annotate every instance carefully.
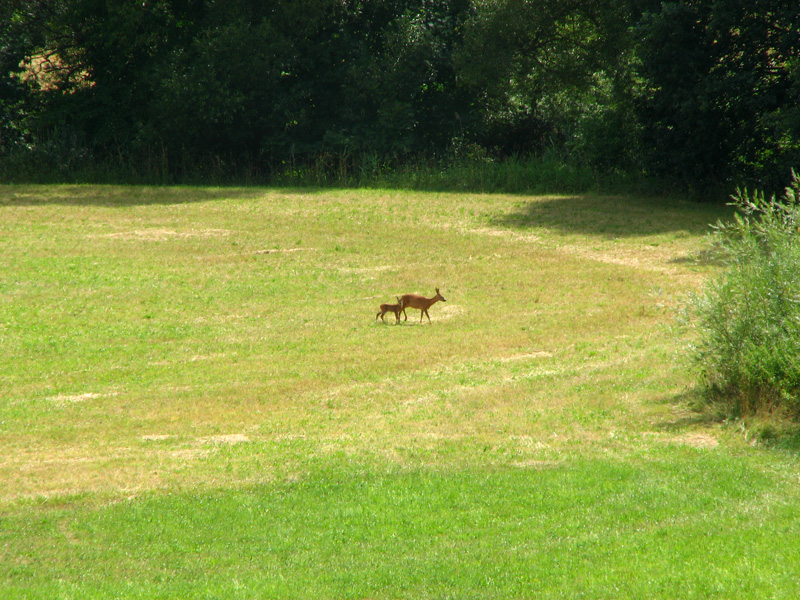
[376,296,403,323]
[399,287,446,323]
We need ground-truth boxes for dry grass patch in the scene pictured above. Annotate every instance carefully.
[671,433,720,448]
[96,228,235,241]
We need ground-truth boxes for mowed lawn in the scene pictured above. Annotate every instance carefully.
[2,185,800,599]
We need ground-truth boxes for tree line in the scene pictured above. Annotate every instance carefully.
[1,0,799,192]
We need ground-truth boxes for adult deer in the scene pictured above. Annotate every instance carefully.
[399,288,446,323]
[376,296,403,323]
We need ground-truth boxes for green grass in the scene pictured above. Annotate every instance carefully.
[2,184,798,598]
[5,455,800,599]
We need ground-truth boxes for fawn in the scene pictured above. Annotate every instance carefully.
[376,296,403,323]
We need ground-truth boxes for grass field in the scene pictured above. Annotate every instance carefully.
[2,185,800,598]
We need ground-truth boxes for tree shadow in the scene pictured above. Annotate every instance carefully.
[0,184,327,207]
[490,194,732,239]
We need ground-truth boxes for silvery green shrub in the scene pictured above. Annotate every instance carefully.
[691,171,800,417]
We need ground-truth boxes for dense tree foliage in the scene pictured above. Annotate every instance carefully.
[1,0,798,190]
[636,0,800,190]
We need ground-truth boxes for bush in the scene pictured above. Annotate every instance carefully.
[690,171,800,417]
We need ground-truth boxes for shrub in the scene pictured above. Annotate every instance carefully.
[690,171,800,417]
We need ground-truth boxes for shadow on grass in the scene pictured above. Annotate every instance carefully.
[0,184,326,207]
[2,180,735,221]
[658,387,800,453]
[490,194,731,239]
[654,388,726,432]
[759,425,800,452]
[668,245,730,268]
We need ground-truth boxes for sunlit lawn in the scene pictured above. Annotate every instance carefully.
[2,184,799,599]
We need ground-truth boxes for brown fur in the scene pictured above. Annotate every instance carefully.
[399,287,446,323]
[376,296,403,323]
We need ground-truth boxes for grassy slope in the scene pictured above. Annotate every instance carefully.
[2,185,799,598]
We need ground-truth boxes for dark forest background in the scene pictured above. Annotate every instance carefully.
[1,0,799,193]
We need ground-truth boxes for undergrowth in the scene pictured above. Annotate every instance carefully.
[0,146,681,197]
